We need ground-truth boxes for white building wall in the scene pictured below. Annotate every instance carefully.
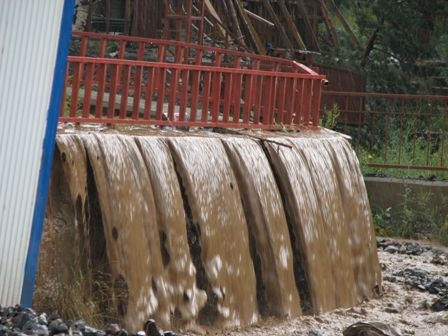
[0,0,68,306]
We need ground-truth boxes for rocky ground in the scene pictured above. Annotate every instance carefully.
[2,238,448,336]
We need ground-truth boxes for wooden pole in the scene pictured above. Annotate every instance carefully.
[325,0,362,50]
[260,0,294,50]
[186,0,193,42]
[124,0,131,34]
[198,0,206,44]
[226,0,246,47]
[277,0,307,50]
[232,0,266,54]
[316,0,339,46]
[296,0,320,51]
[162,0,169,39]
[244,9,275,27]
[85,0,93,31]
[105,0,110,33]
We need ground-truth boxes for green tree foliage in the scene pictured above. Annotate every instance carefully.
[316,0,448,93]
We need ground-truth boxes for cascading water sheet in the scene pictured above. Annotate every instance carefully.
[83,134,170,330]
[54,134,91,271]
[38,131,382,332]
[222,137,301,318]
[55,134,88,206]
[321,138,382,299]
[35,134,90,310]
[168,136,258,327]
[264,137,337,313]
[289,137,358,308]
[136,137,207,327]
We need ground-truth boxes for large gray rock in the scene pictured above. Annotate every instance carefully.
[343,321,402,336]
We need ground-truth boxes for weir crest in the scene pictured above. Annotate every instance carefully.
[36,129,382,331]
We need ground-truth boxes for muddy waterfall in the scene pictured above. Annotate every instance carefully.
[36,131,382,331]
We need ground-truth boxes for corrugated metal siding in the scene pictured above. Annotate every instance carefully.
[0,0,65,306]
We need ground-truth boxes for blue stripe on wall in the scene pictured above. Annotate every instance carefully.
[20,0,75,307]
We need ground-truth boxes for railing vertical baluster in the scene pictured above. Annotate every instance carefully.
[311,80,323,128]
[189,69,200,122]
[158,44,166,62]
[120,64,131,119]
[253,76,262,124]
[412,98,421,162]
[99,38,107,57]
[370,97,376,155]
[70,62,81,118]
[426,101,433,166]
[211,53,223,123]
[242,73,253,125]
[343,94,349,132]
[302,79,311,127]
[293,78,304,125]
[190,49,203,123]
[260,75,268,126]
[137,42,145,61]
[232,57,242,124]
[153,71,160,117]
[179,69,189,122]
[276,77,287,125]
[384,100,392,162]
[264,76,275,125]
[285,77,296,124]
[241,59,258,125]
[167,66,179,121]
[398,99,404,165]
[93,39,107,119]
[168,47,183,121]
[153,45,166,120]
[81,62,93,118]
[355,95,362,151]
[201,71,212,122]
[80,36,88,56]
[95,62,107,118]
[108,63,119,118]
[441,102,447,167]
[60,66,69,117]
[118,40,126,59]
[269,64,280,125]
[132,62,143,120]
[156,68,166,121]
[144,67,155,120]
[223,72,233,123]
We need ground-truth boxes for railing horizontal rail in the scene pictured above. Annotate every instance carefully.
[65,56,325,78]
[323,90,448,100]
[322,91,448,172]
[70,31,320,75]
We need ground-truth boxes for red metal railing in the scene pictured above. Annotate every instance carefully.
[59,32,326,129]
[322,91,448,171]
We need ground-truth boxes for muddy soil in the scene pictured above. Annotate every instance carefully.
[192,240,448,336]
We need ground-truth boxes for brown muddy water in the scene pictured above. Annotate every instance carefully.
[35,128,382,332]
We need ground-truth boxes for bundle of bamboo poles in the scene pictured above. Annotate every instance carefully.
[74,0,361,56]
[163,0,362,57]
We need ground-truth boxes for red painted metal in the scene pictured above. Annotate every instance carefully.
[60,32,326,130]
[322,91,448,171]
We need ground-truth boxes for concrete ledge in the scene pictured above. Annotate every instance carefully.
[364,177,448,217]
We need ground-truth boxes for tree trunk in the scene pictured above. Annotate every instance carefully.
[361,18,384,67]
